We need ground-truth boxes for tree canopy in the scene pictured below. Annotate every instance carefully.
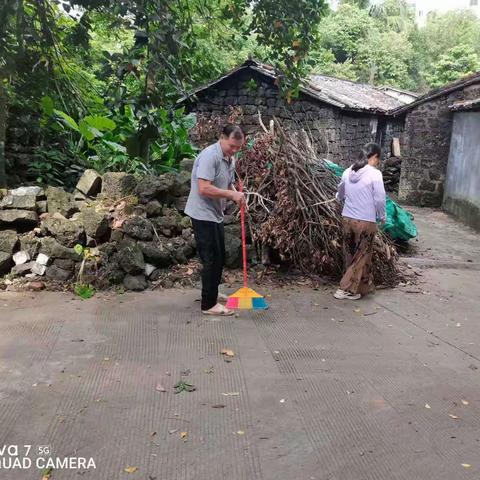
[1,0,480,187]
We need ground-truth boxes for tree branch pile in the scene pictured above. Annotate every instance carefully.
[235,120,403,287]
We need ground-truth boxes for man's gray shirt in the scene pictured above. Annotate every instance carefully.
[184,142,235,223]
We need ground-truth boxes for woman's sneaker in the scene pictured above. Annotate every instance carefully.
[334,289,361,300]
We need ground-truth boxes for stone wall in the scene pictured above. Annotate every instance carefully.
[398,82,480,206]
[190,70,380,167]
[0,163,242,292]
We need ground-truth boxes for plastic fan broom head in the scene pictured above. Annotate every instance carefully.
[226,287,268,310]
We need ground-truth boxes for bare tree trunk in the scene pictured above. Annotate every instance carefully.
[0,80,8,188]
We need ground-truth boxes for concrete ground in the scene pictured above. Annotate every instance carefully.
[0,208,479,480]
[402,206,480,268]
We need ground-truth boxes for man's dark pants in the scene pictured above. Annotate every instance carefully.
[192,219,225,311]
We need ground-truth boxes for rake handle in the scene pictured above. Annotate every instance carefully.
[238,181,248,289]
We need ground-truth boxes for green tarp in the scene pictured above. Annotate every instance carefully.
[325,160,417,241]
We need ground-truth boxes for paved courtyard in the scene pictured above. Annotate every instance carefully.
[0,208,479,480]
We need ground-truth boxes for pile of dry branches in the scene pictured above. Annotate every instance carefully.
[235,120,402,286]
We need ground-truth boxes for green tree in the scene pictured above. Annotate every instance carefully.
[356,30,414,87]
[412,10,480,88]
[0,0,67,187]
[340,0,371,9]
[370,0,415,34]
[309,48,359,81]
[317,4,374,63]
[1,0,330,185]
[227,0,329,99]
[311,2,415,88]
[426,45,480,88]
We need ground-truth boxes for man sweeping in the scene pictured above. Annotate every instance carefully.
[185,124,246,316]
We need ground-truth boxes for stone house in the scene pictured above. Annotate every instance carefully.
[184,60,480,229]
[181,59,416,166]
[6,58,478,228]
[392,72,480,209]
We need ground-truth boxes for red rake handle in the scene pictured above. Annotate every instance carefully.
[238,181,248,289]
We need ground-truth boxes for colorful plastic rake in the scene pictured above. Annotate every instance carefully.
[226,182,268,310]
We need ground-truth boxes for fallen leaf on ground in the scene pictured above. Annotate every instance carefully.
[174,381,196,394]
[461,400,469,406]
[449,414,459,419]
[221,349,235,357]
[42,468,53,480]
[180,431,188,440]
[425,404,431,409]
[124,466,138,474]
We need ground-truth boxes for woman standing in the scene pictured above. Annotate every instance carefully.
[334,143,386,301]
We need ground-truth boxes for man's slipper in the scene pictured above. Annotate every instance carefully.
[202,304,234,316]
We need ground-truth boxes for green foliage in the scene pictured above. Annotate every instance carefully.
[4,0,480,192]
[29,148,77,187]
[370,0,414,34]
[309,1,480,90]
[412,11,480,88]
[318,4,374,63]
[150,108,197,171]
[73,243,96,299]
[356,30,414,86]
[309,49,358,80]
[415,10,480,62]
[74,283,95,299]
[426,45,480,89]
[246,79,258,92]
[40,96,197,177]
[227,0,329,99]
[340,0,370,8]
